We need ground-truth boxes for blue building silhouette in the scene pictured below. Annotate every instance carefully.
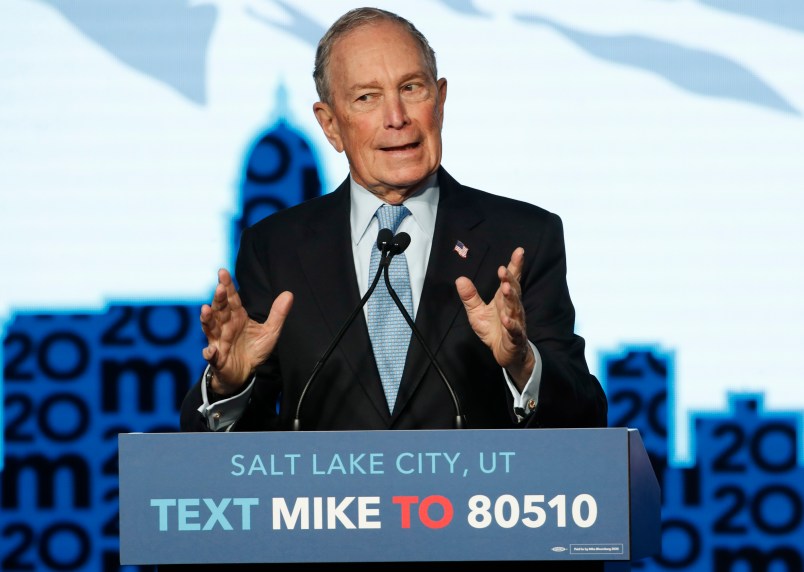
[0,107,323,571]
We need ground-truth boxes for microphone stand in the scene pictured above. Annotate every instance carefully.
[292,229,395,430]
[293,229,466,430]
[382,235,465,429]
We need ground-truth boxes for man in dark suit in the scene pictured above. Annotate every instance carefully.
[181,165,605,432]
[181,6,605,434]
[177,7,606,568]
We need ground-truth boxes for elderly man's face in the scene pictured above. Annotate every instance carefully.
[313,21,447,203]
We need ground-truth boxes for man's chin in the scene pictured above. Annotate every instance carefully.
[357,165,438,199]
[384,174,436,197]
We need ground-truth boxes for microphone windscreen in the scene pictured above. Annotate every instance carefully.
[392,232,411,254]
[376,228,394,252]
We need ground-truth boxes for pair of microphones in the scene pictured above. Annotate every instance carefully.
[292,228,464,430]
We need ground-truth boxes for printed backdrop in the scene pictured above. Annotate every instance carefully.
[1,1,803,570]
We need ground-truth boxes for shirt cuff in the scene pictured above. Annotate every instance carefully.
[504,341,542,422]
[196,365,256,431]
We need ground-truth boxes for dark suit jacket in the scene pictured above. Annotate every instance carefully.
[181,167,606,432]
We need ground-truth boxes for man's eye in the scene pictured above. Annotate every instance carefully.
[357,94,373,102]
[401,84,428,99]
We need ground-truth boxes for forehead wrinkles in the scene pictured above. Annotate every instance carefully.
[328,23,431,98]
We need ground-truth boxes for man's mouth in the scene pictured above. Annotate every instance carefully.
[381,142,420,152]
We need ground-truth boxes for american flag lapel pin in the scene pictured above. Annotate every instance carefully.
[453,240,469,259]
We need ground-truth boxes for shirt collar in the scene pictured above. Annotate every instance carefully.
[350,173,439,246]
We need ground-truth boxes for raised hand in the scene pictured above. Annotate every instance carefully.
[200,268,293,395]
[455,247,535,390]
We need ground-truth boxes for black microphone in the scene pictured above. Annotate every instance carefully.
[376,227,394,256]
[292,227,397,430]
[389,231,410,255]
[382,232,465,429]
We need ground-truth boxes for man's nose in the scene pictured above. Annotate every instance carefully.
[383,94,410,129]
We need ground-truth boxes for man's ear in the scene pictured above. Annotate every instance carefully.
[313,102,344,153]
[435,78,448,128]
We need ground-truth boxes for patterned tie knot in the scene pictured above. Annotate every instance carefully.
[376,204,410,233]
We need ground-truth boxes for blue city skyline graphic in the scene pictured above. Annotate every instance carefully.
[0,109,328,571]
[3,1,804,570]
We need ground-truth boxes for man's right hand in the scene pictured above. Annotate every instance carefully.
[199,268,294,395]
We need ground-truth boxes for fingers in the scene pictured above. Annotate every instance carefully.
[217,267,234,289]
[203,269,241,329]
[455,276,484,312]
[263,291,294,339]
[456,248,530,373]
[217,268,243,313]
[199,304,217,340]
[198,268,295,386]
[497,247,524,293]
[457,246,525,317]
[201,344,217,363]
[210,270,234,321]
[200,288,228,344]
[200,269,238,366]
[497,248,527,338]
[507,246,525,281]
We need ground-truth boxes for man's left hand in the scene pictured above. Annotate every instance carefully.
[455,247,535,391]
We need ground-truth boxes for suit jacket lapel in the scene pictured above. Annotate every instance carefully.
[392,168,489,420]
[294,179,391,421]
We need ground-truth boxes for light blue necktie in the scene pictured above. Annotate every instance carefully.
[367,204,413,413]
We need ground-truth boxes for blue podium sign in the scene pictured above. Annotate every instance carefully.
[119,428,659,565]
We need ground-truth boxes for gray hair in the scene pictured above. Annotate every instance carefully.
[313,7,438,105]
